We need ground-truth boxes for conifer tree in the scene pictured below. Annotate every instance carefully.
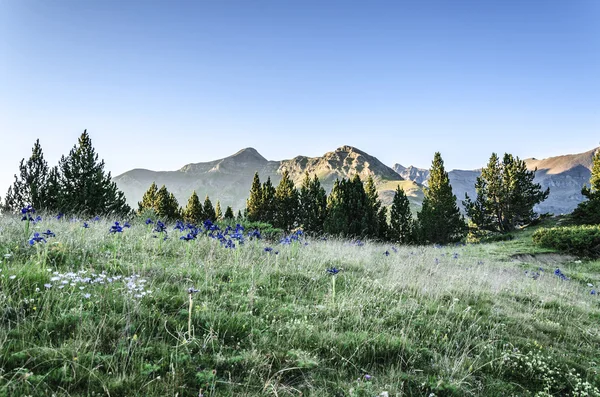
[155,185,178,220]
[324,176,369,237]
[376,206,389,240]
[299,172,327,234]
[262,176,276,225]
[215,201,223,221]
[44,166,61,213]
[417,152,466,244]
[138,182,159,214]
[246,172,263,222]
[324,179,347,235]
[58,130,130,216]
[389,185,414,243]
[364,176,382,238]
[237,210,243,221]
[464,153,549,232]
[168,193,181,219]
[183,191,203,224]
[274,170,299,231]
[224,206,235,220]
[203,195,216,222]
[571,150,600,224]
[4,139,54,212]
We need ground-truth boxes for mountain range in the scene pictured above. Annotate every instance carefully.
[113,145,598,215]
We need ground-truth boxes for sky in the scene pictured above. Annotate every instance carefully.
[1,0,599,196]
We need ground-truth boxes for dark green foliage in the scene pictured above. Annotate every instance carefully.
[571,150,600,225]
[4,139,55,212]
[224,206,235,220]
[364,176,386,238]
[57,130,131,216]
[533,225,600,257]
[274,170,299,231]
[154,185,180,220]
[137,182,158,214]
[464,153,549,233]
[324,176,370,237]
[417,152,466,244]
[183,191,203,224]
[203,195,216,222]
[261,176,276,225]
[376,206,389,240]
[245,172,263,222]
[298,172,327,235]
[389,185,414,243]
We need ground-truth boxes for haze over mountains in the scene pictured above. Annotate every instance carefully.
[114,146,598,215]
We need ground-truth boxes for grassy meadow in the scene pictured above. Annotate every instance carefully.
[0,214,599,396]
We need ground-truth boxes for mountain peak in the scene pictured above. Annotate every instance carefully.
[335,145,365,155]
[229,147,267,162]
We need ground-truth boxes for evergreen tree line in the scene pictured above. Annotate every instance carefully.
[243,151,552,244]
[2,131,131,217]
[136,183,234,224]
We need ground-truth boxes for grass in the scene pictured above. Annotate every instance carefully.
[0,214,599,396]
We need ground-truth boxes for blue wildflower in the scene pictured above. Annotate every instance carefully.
[326,267,340,275]
[123,222,131,228]
[145,218,154,225]
[109,222,123,234]
[591,290,596,295]
[391,246,398,253]
[29,232,46,245]
[42,229,55,238]
[21,205,35,215]
[154,220,167,233]
[384,250,390,256]
[93,216,100,222]
[33,215,42,223]
[174,220,186,231]
[180,233,196,241]
[453,253,459,259]
[56,212,63,220]
[264,247,273,253]
[188,287,199,294]
[83,222,89,228]
[554,268,569,281]
[248,229,261,239]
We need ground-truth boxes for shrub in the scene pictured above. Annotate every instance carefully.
[532,225,600,257]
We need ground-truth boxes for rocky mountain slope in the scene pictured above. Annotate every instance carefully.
[114,146,423,213]
[394,147,598,214]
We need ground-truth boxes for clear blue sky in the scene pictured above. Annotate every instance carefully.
[1,0,599,195]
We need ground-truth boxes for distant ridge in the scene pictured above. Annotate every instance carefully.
[114,145,420,212]
[394,147,599,214]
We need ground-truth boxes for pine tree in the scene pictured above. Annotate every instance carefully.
[324,179,347,235]
[4,139,54,212]
[376,206,389,240]
[215,201,223,221]
[389,185,414,243]
[571,150,600,224]
[246,172,263,222]
[203,195,216,222]
[138,182,159,214]
[58,130,130,216]
[274,170,299,231]
[224,206,235,220]
[155,185,176,220]
[298,172,327,234]
[168,193,181,219]
[262,176,276,225]
[183,191,203,224]
[417,152,466,244]
[464,153,549,232]
[364,176,382,238]
[324,176,369,237]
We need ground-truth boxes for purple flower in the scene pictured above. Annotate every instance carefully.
[326,267,340,275]
[29,232,47,245]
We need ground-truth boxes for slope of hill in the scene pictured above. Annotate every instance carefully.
[114,146,422,212]
[394,147,598,214]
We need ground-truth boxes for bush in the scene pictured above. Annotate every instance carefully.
[532,225,600,257]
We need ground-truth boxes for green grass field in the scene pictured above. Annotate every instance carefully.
[1,214,599,396]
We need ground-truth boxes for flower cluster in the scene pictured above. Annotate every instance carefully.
[44,270,151,299]
[553,268,569,281]
[21,205,36,221]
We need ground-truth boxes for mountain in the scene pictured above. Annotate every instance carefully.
[113,146,423,213]
[394,147,598,214]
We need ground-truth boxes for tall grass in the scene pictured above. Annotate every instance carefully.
[0,213,598,396]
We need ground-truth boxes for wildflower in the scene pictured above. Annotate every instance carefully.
[33,215,42,223]
[188,287,199,294]
[109,222,123,233]
[180,233,196,241]
[591,290,596,295]
[56,212,63,220]
[384,250,390,256]
[42,229,55,238]
[93,216,100,222]
[83,293,91,299]
[264,247,273,253]
[145,218,154,225]
[364,374,372,381]
[83,222,89,228]
[326,267,340,275]
[554,268,569,281]
[44,283,52,289]
[9,275,16,280]
[21,205,35,216]
[154,220,167,233]
[248,229,261,239]
[29,232,47,245]
[452,253,459,259]
[391,246,398,253]
[174,220,186,231]
[123,222,131,228]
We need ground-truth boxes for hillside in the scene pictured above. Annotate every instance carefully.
[394,147,598,214]
[114,146,423,212]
